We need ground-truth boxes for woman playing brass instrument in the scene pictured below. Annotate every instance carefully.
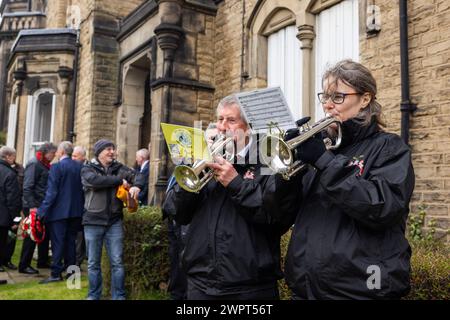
[284,60,415,299]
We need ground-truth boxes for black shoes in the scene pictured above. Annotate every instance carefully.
[39,276,63,284]
[0,266,5,272]
[4,262,17,270]
[19,266,39,275]
[0,280,7,285]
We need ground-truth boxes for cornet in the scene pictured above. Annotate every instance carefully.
[174,134,235,193]
[260,115,342,180]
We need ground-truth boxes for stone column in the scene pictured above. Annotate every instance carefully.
[297,24,315,118]
[148,0,185,205]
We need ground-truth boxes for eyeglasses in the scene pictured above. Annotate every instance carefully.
[317,92,361,104]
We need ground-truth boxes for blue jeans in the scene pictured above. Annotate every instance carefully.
[84,220,125,300]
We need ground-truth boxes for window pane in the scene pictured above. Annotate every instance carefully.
[268,25,302,121]
[33,92,53,142]
[315,0,359,120]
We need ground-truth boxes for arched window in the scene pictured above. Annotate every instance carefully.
[24,89,56,162]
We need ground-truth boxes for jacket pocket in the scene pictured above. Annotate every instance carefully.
[85,189,107,213]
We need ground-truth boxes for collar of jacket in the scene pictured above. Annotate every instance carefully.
[89,158,122,173]
[338,116,380,149]
[0,159,15,173]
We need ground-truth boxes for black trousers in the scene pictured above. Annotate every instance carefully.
[19,230,50,270]
[187,282,280,300]
[75,230,86,266]
[5,229,17,263]
[0,227,9,266]
[167,219,188,300]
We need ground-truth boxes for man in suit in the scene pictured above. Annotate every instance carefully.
[37,141,84,283]
[135,148,149,206]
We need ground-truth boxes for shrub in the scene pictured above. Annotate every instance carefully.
[102,206,170,299]
[0,131,6,146]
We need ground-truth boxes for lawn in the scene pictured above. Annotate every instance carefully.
[0,238,167,300]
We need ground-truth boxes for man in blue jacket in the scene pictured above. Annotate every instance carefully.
[37,141,84,283]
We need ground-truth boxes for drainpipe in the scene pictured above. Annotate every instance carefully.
[67,30,80,142]
[399,0,416,144]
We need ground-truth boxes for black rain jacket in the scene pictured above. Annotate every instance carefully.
[285,119,415,300]
[0,160,22,227]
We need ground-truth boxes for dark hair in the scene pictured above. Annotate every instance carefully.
[38,142,57,155]
[322,59,385,127]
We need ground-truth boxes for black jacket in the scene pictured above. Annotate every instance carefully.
[22,158,50,210]
[285,119,415,299]
[0,160,22,227]
[81,159,145,226]
[163,143,299,296]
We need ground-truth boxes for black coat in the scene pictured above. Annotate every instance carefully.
[163,147,299,296]
[0,160,22,227]
[285,120,415,299]
[81,159,145,226]
[22,158,50,210]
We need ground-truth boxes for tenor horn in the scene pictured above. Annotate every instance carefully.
[174,134,234,193]
[260,116,342,180]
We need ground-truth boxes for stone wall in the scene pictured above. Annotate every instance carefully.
[361,0,450,240]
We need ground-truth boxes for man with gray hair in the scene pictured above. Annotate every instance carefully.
[37,141,85,283]
[0,146,21,274]
[72,146,87,164]
[135,148,150,206]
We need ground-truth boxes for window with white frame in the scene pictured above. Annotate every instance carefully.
[267,24,302,121]
[24,89,56,163]
[314,0,359,120]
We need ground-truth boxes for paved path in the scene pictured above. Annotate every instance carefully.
[0,266,51,285]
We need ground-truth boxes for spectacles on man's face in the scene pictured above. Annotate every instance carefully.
[317,92,361,104]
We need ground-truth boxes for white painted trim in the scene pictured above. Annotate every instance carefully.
[23,95,34,164]
[6,103,18,148]
[23,89,56,163]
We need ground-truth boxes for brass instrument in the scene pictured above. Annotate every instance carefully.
[174,134,234,193]
[259,116,342,180]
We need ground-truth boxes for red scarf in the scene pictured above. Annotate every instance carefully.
[36,151,51,169]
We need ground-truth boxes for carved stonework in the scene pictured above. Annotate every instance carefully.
[296,24,315,50]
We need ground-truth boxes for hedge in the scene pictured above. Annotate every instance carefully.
[102,206,170,299]
[100,206,448,300]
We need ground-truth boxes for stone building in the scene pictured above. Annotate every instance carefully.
[0,0,448,240]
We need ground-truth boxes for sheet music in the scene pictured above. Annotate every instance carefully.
[235,87,296,132]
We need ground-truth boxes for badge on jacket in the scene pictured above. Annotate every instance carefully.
[244,166,256,180]
[348,155,365,177]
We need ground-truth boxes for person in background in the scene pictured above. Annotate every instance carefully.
[72,145,87,268]
[2,160,24,270]
[19,142,57,275]
[135,148,149,206]
[37,141,84,283]
[0,146,22,274]
[81,139,144,300]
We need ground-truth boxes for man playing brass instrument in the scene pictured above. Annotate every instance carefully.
[162,94,299,300]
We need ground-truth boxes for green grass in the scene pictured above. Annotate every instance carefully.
[2,238,167,300]
[0,277,89,300]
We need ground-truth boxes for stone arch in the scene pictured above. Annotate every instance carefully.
[117,51,151,167]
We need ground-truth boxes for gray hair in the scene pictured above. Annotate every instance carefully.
[136,148,150,160]
[58,141,74,157]
[0,146,16,160]
[73,145,86,157]
[216,94,249,127]
[322,59,385,128]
